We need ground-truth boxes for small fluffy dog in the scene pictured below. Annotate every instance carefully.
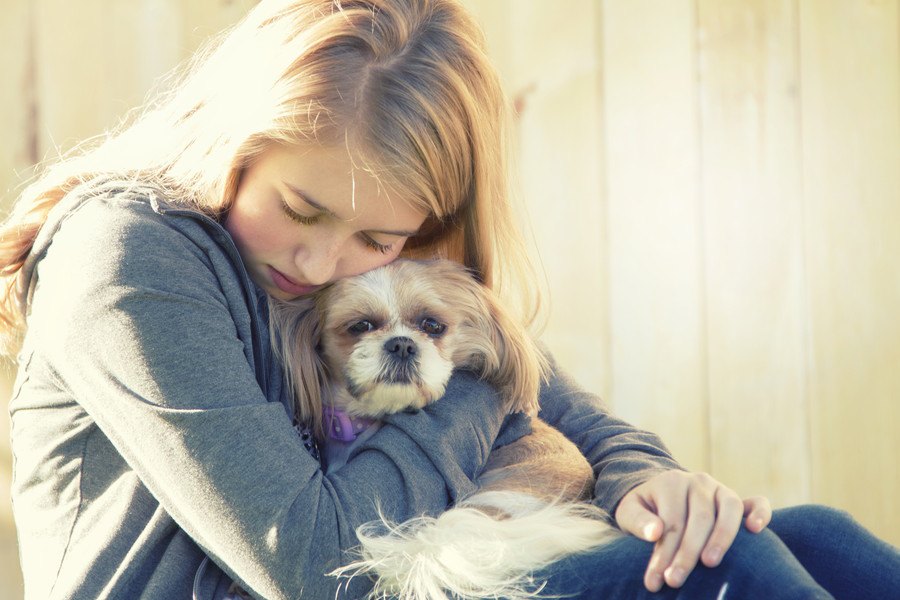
[270,259,619,600]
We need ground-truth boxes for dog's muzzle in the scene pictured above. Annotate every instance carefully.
[381,336,418,383]
[383,336,416,360]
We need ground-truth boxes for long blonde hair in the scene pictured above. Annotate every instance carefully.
[0,0,541,355]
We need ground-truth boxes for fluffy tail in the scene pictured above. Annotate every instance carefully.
[331,491,620,600]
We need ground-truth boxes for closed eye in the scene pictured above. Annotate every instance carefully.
[362,235,394,254]
[281,195,400,254]
[280,199,320,225]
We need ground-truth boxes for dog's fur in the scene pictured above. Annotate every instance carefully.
[270,259,619,600]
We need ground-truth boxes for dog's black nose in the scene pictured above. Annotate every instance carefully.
[384,336,416,360]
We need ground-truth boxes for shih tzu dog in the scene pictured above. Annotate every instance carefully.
[269,259,619,600]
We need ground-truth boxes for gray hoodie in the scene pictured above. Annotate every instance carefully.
[9,181,680,599]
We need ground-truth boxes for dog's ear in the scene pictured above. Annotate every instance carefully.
[478,288,548,416]
[268,297,330,438]
[443,261,547,416]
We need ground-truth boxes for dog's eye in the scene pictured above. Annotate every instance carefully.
[419,317,446,337]
[347,320,375,335]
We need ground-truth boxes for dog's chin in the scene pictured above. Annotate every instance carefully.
[333,341,457,418]
[344,379,448,419]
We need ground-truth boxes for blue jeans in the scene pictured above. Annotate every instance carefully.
[532,504,900,599]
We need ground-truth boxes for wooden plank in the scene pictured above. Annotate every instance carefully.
[31,0,183,158]
[697,0,810,507]
[103,1,184,117]
[800,0,900,545]
[0,0,34,205]
[31,0,256,161]
[505,1,609,400]
[33,0,114,156]
[601,0,708,470]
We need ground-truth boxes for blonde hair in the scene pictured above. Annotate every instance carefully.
[0,0,541,355]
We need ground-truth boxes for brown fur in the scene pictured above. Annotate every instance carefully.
[478,419,595,504]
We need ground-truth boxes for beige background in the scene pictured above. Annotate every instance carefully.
[1,0,898,597]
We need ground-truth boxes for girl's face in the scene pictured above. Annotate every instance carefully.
[225,143,428,301]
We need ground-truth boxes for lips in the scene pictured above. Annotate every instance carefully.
[268,266,320,296]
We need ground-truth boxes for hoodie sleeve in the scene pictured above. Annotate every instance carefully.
[536,352,685,516]
[27,197,509,600]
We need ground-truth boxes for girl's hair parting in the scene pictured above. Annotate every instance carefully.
[0,0,542,356]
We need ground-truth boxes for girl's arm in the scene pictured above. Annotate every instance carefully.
[26,197,512,599]
[535,351,771,593]
[535,351,684,514]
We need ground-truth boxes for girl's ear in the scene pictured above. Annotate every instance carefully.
[268,298,330,438]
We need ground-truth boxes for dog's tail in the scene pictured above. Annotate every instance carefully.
[330,490,620,600]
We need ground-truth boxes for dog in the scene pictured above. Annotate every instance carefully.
[269,258,619,600]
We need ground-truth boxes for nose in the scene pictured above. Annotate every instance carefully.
[295,240,340,286]
[383,336,416,360]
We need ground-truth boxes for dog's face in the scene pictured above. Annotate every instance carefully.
[315,260,495,418]
[275,258,545,434]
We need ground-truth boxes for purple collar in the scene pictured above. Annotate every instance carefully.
[322,406,376,442]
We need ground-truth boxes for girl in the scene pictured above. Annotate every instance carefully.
[1,1,896,598]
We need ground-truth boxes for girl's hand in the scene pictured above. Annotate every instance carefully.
[614,470,771,592]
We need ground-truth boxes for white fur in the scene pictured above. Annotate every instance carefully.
[359,383,433,415]
[332,491,619,600]
[341,329,454,417]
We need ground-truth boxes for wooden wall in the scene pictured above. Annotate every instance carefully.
[463,0,900,547]
[1,1,897,596]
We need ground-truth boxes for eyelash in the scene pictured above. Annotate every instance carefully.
[364,237,394,254]
[280,200,320,225]
[280,199,394,254]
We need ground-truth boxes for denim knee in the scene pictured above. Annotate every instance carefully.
[776,504,854,527]
[768,503,900,599]
[705,527,832,599]
[546,526,833,599]
[769,504,859,548]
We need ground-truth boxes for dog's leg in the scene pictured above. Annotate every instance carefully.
[475,418,596,504]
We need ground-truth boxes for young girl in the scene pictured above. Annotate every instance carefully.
[1,1,896,598]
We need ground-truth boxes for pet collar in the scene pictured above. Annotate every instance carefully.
[322,405,375,443]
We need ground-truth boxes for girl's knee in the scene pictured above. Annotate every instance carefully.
[770,504,857,539]
[706,528,831,598]
[784,503,853,522]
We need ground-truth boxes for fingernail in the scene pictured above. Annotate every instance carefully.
[642,522,657,539]
[665,566,686,587]
[647,572,664,592]
[707,547,722,564]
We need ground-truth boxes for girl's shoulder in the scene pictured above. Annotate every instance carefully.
[25,177,247,309]
[45,177,222,242]
[31,177,241,270]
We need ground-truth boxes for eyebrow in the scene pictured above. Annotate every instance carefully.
[283,182,421,237]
